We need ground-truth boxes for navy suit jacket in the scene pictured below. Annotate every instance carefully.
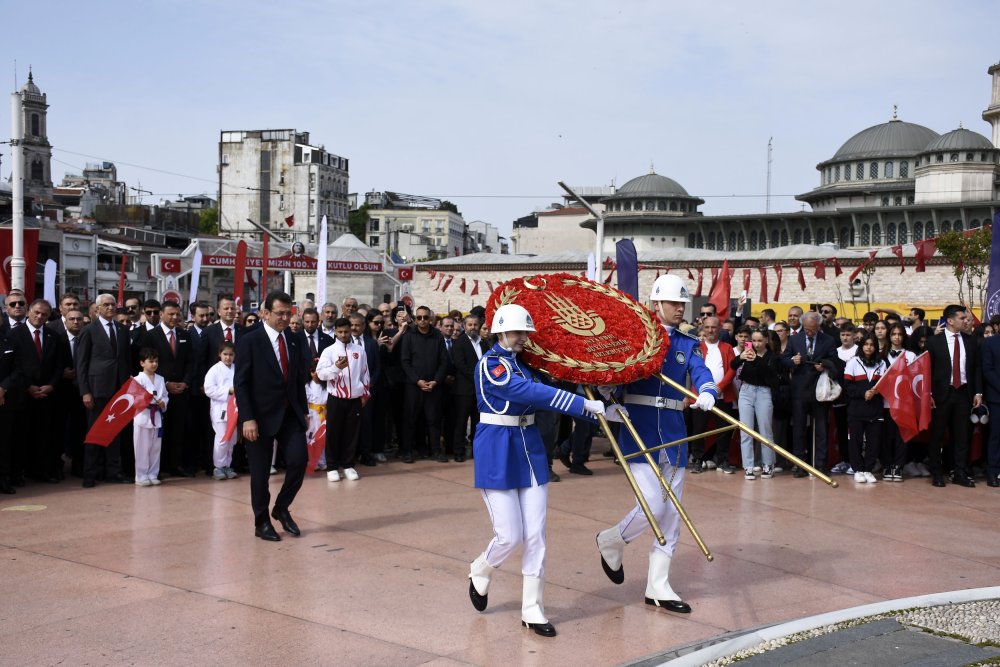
[982,334,1000,404]
[75,318,131,399]
[927,330,981,401]
[234,325,308,437]
[781,329,840,394]
[10,324,66,397]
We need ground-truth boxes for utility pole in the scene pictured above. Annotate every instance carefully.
[10,88,25,291]
[766,137,773,214]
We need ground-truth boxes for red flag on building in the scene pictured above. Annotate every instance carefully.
[758,266,768,303]
[486,281,494,293]
[686,268,695,281]
[695,268,704,296]
[307,423,326,474]
[891,245,905,273]
[84,379,154,446]
[708,260,731,317]
[471,280,479,295]
[245,269,257,290]
[284,215,295,228]
[441,275,454,292]
[222,395,238,444]
[459,278,466,293]
[434,273,445,291]
[830,258,843,277]
[813,260,826,280]
[742,269,751,294]
[428,270,437,280]
[915,239,936,272]
[794,263,806,291]
[773,265,783,302]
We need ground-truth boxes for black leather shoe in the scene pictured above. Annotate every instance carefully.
[645,597,692,613]
[953,475,976,488]
[402,454,414,464]
[988,477,1000,488]
[271,509,301,536]
[176,468,196,479]
[468,579,487,611]
[359,455,377,467]
[569,463,593,476]
[434,454,449,463]
[255,521,281,541]
[107,474,129,484]
[82,479,96,488]
[522,620,556,637]
[932,476,946,488]
[792,467,808,479]
[454,454,465,463]
[558,449,572,470]
[597,539,624,585]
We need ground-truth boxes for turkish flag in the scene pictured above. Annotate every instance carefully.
[742,269,751,294]
[813,260,826,280]
[773,264,783,301]
[441,275,455,292]
[284,215,295,228]
[875,352,930,442]
[307,423,326,474]
[695,268,704,297]
[222,395,238,444]
[795,262,806,290]
[891,245,905,273]
[708,260,731,317]
[84,379,154,446]
[397,266,414,282]
[758,266,768,303]
[459,278,467,293]
[830,258,843,277]
[486,281,494,293]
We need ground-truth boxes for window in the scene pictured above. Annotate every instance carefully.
[646,201,655,211]
[670,201,678,211]
[771,230,780,248]
[688,233,696,247]
[868,162,877,178]
[31,113,40,136]
[369,218,379,232]
[887,223,896,244]
[708,232,716,249]
[844,164,851,181]
[954,220,963,232]
[884,161,893,178]
[941,220,952,233]
[657,201,666,211]
[861,224,871,245]
[925,221,935,237]
[856,163,864,179]
[966,153,974,161]
[907,195,914,205]
[882,197,889,207]
[982,153,989,162]
[972,219,981,229]
[950,153,959,162]
[898,222,907,243]
[624,201,632,211]
[872,223,881,244]
[900,161,908,177]
[738,232,745,250]
[914,221,924,240]
[793,229,802,244]
[840,226,850,248]
[750,230,759,249]
[729,232,736,250]
[816,228,825,244]
[781,230,789,246]
[309,173,316,191]
[696,233,704,248]
[834,165,841,182]
[894,196,902,206]
[369,236,379,246]
[936,154,944,163]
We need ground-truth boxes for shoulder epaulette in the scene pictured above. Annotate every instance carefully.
[677,329,699,341]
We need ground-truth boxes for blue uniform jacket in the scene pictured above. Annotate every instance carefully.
[473,343,596,489]
[619,327,718,467]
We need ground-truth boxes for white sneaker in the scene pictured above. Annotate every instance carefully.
[704,460,717,470]
[269,465,277,475]
[744,468,756,481]
[327,470,341,482]
[150,478,162,486]
[831,461,849,474]
[854,472,867,483]
[752,465,762,472]
[135,479,152,487]
[916,462,931,477]
[902,462,921,478]
[846,466,855,475]
[773,465,783,473]
[761,465,774,479]
[864,471,878,484]
[344,467,360,481]
[213,467,227,481]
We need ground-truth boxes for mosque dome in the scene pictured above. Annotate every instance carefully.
[923,127,994,152]
[828,119,940,162]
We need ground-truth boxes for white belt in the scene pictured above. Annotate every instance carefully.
[480,413,535,427]
[623,394,685,411]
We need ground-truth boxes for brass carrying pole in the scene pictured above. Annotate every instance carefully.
[583,386,666,547]
[620,423,738,461]
[655,373,839,489]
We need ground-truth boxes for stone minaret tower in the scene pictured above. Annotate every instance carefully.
[984,61,1000,148]
[19,68,53,201]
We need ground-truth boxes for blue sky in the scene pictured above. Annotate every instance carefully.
[3,0,998,239]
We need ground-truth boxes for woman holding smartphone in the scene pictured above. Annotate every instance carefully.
[730,330,782,480]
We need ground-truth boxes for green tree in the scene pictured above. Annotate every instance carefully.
[198,207,219,235]
[934,226,991,314]
[349,204,370,240]
[439,200,459,214]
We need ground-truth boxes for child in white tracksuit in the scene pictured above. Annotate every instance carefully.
[204,341,238,480]
[306,367,329,471]
[133,348,169,486]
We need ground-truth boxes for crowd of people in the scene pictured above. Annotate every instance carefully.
[0,286,998,495]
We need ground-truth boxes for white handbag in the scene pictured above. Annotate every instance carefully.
[815,370,842,402]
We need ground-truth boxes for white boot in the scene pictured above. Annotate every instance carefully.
[468,553,493,611]
[644,549,691,613]
[596,527,627,584]
[521,575,556,636]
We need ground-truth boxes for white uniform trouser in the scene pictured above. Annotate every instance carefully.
[617,460,685,557]
[480,483,548,577]
[212,419,238,468]
[133,425,162,483]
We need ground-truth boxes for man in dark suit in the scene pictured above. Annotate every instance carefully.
[0,326,17,493]
[188,301,214,475]
[301,307,333,361]
[204,295,245,359]
[781,311,840,477]
[77,293,133,486]
[10,299,68,483]
[58,308,88,478]
[981,321,1000,488]
[143,300,197,477]
[45,293,80,338]
[235,291,309,542]
[926,304,982,487]
[451,315,488,462]
[1,289,27,339]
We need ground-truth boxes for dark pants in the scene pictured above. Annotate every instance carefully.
[849,418,881,472]
[83,396,122,482]
[23,395,58,479]
[929,386,971,479]
[451,393,478,457]
[64,390,88,476]
[365,387,387,454]
[986,401,1000,481]
[162,390,191,473]
[560,417,597,465]
[191,391,213,473]
[881,410,907,468]
[690,402,737,464]
[402,385,442,456]
[326,396,362,469]
[247,407,307,526]
[832,403,849,464]
[792,397,830,469]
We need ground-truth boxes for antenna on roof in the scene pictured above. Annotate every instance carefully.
[959,120,964,129]
[892,104,898,121]
[649,161,655,175]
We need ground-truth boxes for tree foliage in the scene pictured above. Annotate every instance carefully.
[934,226,991,313]
[439,200,459,214]
[198,207,219,235]
[349,204,370,240]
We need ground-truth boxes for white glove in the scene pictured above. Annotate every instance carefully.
[692,392,716,411]
[604,404,628,423]
[583,399,605,416]
[597,385,615,400]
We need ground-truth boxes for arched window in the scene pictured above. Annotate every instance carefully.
[738,232,746,250]
[861,224,871,245]
[971,219,981,229]
[953,220,963,232]
[646,201,655,211]
[887,223,896,244]
[840,226,850,248]
[856,163,864,180]
[669,201,678,211]
[898,222,908,244]
[913,221,924,240]
[803,229,812,245]
[816,228,826,244]
[657,201,666,211]
[894,196,902,206]
[696,233,704,249]
[793,229,802,244]
[708,231,716,249]
[843,164,851,181]
[31,113,40,137]
[623,201,632,211]
[728,232,736,250]
[872,223,882,244]
[870,162,879,178]
[834,165,841,182]
[770,230,779,248]
[941,220,952,233]
[925,221,935,238]
[688,233,696,247]
[781,230,789,246]
[30,159,43,181]
[885,161,894,178]
[900,161,909,177]
[750,230,759,250]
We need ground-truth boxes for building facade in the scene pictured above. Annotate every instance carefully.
[364,191,466,261]
[16,70,54,205]
[217,129,350,243]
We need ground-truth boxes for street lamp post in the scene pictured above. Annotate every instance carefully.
[558,181,604,276]
[9,90,25,292]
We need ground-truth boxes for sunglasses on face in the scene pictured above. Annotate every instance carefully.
[7,300,26,307]
[145,310,159,316]
[414,315,431,321]
[821,310,833,315]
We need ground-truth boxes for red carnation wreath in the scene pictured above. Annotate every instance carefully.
[484,273,668,386]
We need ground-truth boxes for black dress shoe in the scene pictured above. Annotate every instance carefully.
[454,454,465,463]
[558,449,572,470]
[0,481,16,494]
[597,539,624,585]
[792,467,808,479]
[271,509,301,536]
[988,477,1000,488]
[569,463,593,476]
[932,476,946,488]
[645,597,692,613]
[468,579,487,611]
[522,620,556,637]
[255,522,282,541]
[82,479,96,488]
[176,468,196,478]
[434,454,449,463]
[952,475,976,488]
[402,454,415,464]
[359,455,377,467]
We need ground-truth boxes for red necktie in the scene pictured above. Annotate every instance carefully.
[169,330,177,356]
[952,334,962,389]
[309,334,317,359]
[33,329,42,359]
[278,333,289,382]
[225,327,233,343]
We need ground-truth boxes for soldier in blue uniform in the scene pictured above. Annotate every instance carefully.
[467,303,610,637]
[595,273,718,614]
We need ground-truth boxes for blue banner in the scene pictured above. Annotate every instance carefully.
[986,211,1000,320]
[616,239,639,300]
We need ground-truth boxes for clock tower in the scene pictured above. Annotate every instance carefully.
[18,68,53,202]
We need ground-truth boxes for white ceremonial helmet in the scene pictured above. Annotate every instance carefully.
[491,304,536,333]
[649,273,692,303]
